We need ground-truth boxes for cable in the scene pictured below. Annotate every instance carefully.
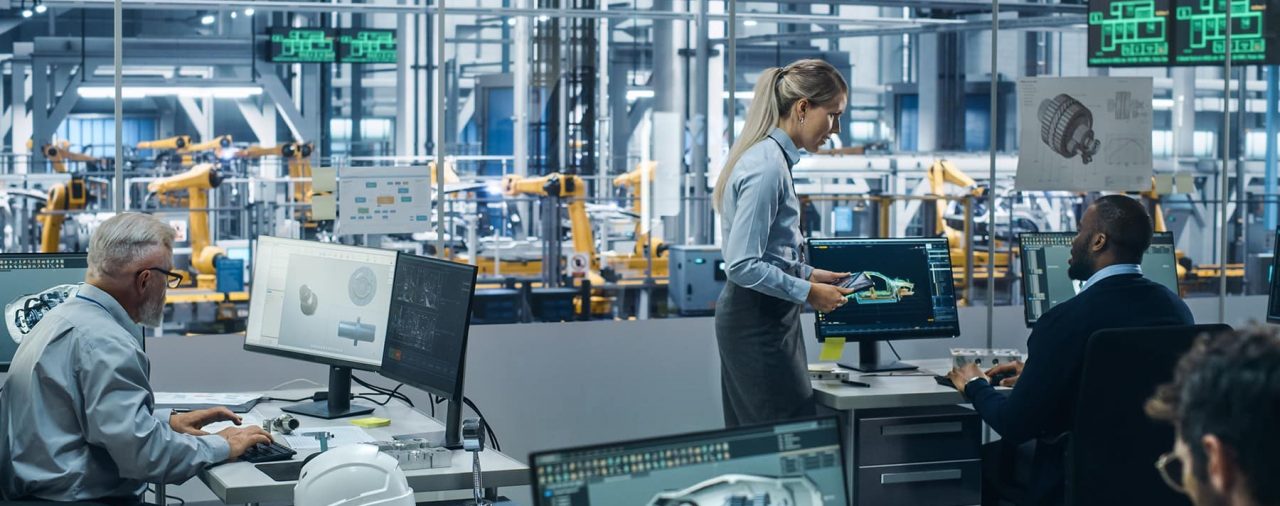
[268,378,323,391]
[462,397,500,452]
[887,341,903,361]
[354,394,395,406]
[146,486,186,506]
[352,375,414,407]
[261,395,310,403]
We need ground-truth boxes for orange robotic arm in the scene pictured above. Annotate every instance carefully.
[148,163,225,276]
[612,161,663,257]
[504,173,596,270]
[137,135,191,151]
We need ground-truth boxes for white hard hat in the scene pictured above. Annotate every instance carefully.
[294,444,415,506]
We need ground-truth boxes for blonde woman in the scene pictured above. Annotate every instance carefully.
[714,59,855,427]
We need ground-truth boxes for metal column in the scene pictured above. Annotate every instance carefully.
[1266,65,1277,231]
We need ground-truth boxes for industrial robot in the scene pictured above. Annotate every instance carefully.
[610,161,669,279]
[35,141,109,253]
[147,163,225,290]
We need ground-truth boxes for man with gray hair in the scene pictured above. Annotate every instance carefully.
[0,213,271,504]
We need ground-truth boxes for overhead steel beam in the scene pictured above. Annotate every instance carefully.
[733,13,1085,43]
[760,0,1085,13]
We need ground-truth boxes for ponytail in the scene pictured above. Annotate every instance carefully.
[712,60,848,213]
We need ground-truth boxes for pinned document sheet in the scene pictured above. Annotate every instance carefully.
[820,338,846,361]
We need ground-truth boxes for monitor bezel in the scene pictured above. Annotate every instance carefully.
[241,236,396,372]
[1017,231,1178,326]
[0,252,91,373]
[528,415,848,506]
[377,251,479,402]
[808,237,961,343]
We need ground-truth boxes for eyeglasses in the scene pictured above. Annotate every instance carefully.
[138,267,184,289]
[1155,451,1187,494]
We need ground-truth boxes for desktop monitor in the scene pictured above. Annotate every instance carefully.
[1267,230,1280,324]
[379,252,478,447]
[530,417,848,506]
[0,254,89,373]
[808,238,961,372]
[1019,231,1179,326]
[244,236,398,418]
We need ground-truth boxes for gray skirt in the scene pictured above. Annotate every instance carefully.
[715,280,816,427]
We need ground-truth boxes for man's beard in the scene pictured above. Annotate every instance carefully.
[1068,251,1093,281]
[139,289,166,327]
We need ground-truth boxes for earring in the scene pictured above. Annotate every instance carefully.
[800,116,806,125]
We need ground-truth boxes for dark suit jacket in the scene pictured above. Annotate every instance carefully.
[964,273,1194,506]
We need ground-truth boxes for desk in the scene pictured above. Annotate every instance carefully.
[813,359,1000,506]
[198,390,529,504]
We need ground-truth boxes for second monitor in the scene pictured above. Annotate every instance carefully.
[808,238,961,372]
[1019,231,1179,326]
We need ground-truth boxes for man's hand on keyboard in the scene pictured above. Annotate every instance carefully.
[170,406,241,436]
[219,425,273,461]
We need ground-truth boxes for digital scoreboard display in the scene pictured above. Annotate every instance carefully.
[339,29,398,64]
[1088,0,1280,67]
[269,28,336,63]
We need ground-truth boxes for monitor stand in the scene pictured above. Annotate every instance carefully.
[840,341,918,373]
[282,366,375,419]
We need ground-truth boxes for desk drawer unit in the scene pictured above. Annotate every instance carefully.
[854,405,981,506]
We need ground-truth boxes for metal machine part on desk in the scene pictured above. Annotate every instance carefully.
[370,439,454,470]
[950,348,1023,368]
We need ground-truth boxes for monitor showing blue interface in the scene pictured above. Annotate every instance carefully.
[1,254,89,372]
[808,238,961,341]
[531,417,847,506]
[1019,231,1179,326]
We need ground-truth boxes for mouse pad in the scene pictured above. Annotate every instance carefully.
[255,461,305,482]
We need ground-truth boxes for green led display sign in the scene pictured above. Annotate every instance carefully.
[339,29,398,64]
[1088,0,1279,67]
[269,28,337,63]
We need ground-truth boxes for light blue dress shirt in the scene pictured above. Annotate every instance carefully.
[1080,263,1143,292]
[0,283,229,501]
[720,127,814,305]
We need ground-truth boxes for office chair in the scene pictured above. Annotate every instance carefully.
[1066,323,1231,506]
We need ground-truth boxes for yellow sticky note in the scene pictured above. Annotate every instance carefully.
[312,167,338,192]
[819,338,846,361]
[351,416,391,428]
[1153,174,1174,195]
[310,194,337,220]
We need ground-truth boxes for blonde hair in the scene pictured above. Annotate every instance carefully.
[87,213,175,278]
[713,59,848,212]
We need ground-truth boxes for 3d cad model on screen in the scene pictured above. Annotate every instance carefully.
[647,474,824,506]
[848,271,916,305]
[1038,93,1101,165]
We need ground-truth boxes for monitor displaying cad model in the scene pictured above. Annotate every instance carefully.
[531,417,848,506]
[244,236,397,370]
[808,238,961,341]
[379,253,478,400]
[1019,231,1179,326]
[0,254,89,372]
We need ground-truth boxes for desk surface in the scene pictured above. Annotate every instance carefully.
[812,359,1004,411]
[198,389,529,504]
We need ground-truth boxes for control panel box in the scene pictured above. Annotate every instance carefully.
[667,245,725,316]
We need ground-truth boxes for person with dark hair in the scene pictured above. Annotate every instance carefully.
[1147,327,1280,506]
[946,194,1194,506]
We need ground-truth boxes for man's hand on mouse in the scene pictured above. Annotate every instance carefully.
[947,362,987,392]
[986,360,1024,387]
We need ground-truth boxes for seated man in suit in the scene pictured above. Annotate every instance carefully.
[1147,327,1280,506]
[946,194,1195,506]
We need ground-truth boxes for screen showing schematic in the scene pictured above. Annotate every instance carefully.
[809,238,960,341]
[379,253,477,399]
[1019,231,1179,325]
[1088,0,1280,66]
[0,254,88,372]
[244,236,396,368]
[532,418,848,506]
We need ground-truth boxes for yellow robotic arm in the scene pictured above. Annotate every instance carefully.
[612,161,664,257]
[927,160,986,244]
[148,163,225,279]
[503,173,596,270]
[38,178,89,253]
[41,142,107,174]
[137,135,191,151]
[178,135,233,156]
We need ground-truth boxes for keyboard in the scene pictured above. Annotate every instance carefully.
[239,441,297,463]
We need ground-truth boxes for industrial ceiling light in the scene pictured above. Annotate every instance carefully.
[230,11,238,19]
[200,13,216,25]
[21,0,33,18]
[33,0,47,14]
[78,86,262,99]
[743,19,757,27]
[244,7,255,16]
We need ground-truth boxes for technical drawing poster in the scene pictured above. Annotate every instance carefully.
[337,166,433,235]
[1015,77,1153,192]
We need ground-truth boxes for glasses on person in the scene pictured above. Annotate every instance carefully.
[138,267,184,289]
[1155,451,1187,494]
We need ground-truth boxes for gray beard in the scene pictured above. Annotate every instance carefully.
[139,292,166,327]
